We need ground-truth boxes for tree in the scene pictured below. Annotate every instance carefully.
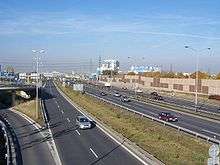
[190,71,210,79]
[143,71,161,78]
[127,72,136,75]
[176,72,185,78]
[5,65,15,73]
[216,73,220,79]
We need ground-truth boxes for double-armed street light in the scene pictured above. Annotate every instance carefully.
[184,46,211,111]
[32,49,45,118]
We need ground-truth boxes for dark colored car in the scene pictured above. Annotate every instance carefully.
[150,92,159,96]
[150,95,163,100]
[158,112,178,122]
[156,95,164,100]
[100,92,107,96]
[120,95,131,102]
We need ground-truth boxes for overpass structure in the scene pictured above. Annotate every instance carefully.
[0,85,36,106]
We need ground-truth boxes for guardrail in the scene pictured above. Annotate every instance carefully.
[85,91,220,145]
[40,99,49,129]
[0,116,17,165]
[88,85,220,119]
[0,120,10,164]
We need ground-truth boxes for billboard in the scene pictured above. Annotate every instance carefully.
[73,84,84,91]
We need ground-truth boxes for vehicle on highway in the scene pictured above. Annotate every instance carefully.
[150,92,163,100]
[150,91,159,96]
[76,115,91,129]
[158,112,178,122]
[155,95,164,100]
[135,88,143,93]
[120,95,131,102]
[100,91,107,96]
[113,92,121,97]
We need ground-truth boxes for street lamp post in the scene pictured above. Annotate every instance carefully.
[32,49,45,119]
[184,46,211,112]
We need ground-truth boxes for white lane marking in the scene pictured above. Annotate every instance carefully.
[67,118,70,122]
[61,110,64,114]
[202,129,220,137]
[75,130,81,136]
[89,148,98,158]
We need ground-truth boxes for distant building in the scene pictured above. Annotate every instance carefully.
[130,65,161,74]
[18,73,27,80]
[100,60,120,74]
[43,72,53,78]
[30,72,40,80]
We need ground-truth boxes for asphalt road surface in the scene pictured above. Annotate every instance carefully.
[42,81,142,165]
[0,109,55,165]
[93,84,219,114]
[85,85,220,141]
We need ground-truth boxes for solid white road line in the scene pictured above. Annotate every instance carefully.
[67,118,70,122]
[89,148,98,158]
[202,129,220,137]
[75,130,81,136]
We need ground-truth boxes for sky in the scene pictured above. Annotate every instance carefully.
[0,0,220,73]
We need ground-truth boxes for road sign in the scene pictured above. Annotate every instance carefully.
[209,144,219,158]
[73,84,84,91]
[208,157,219,165]
[208,144,219,165]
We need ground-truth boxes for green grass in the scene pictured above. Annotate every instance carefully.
[58,83,210,165]
[14,100,44,126]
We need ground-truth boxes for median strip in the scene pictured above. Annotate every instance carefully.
[56,82,213,164]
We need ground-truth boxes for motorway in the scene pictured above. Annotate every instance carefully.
[100,84,220,114]
[84,85,220,141]
[0,109,55,165]
[42,81,143,165]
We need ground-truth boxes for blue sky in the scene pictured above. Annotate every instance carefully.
[0,0,220,73]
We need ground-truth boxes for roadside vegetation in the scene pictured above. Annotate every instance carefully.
[14,100,44,126]
[57,82,210,165]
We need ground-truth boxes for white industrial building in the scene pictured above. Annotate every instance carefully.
[100,60,120,74]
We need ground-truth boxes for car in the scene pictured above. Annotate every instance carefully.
[76,115,92,129]
[155,95,164,100]
[150,92,163,100]
[122,86,127,90]
[113,92,121,97]
[158,112,178,122]
[150,92,159,96]
[100,91,107,96]
[135,88,143,93]
[120,95,131,102]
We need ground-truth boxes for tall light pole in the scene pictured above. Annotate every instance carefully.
[184,46,211,111]
[32,49,45,119]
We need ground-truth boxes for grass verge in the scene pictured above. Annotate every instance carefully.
[57,83,210,165]
[14,100,44,126]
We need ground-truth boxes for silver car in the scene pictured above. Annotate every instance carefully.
[76,115,91,129]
